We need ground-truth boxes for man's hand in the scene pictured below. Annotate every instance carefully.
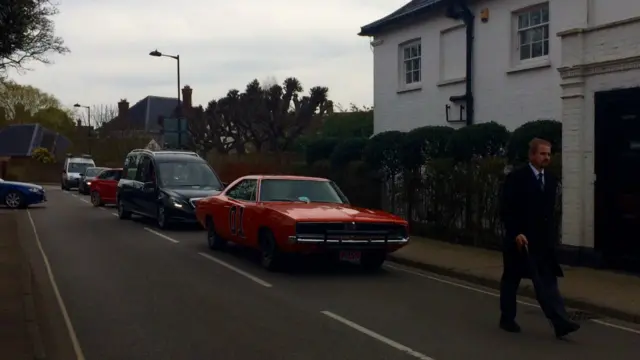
[515,234,528,251]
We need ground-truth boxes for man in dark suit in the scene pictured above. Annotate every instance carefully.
[499,138,580,338]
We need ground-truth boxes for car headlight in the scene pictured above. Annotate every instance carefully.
[86,181,91,185]
[28,188,40,193]
[170,198,183,208]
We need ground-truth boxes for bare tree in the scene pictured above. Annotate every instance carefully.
[261,75,278,89]
[75,104,118,128]
[0,0,69,74]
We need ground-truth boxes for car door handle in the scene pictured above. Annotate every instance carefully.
[223,205,231,208]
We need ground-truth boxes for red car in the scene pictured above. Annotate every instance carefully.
[195,175,409,271]
[90,168,123,207]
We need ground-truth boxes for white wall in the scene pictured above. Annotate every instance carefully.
[370,0,639,135]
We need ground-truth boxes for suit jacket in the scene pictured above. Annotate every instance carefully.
[500,165,563,278]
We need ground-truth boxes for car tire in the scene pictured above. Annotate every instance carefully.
[360,251,386,272]
[206,218,226,250]
[156,206,170,230]
[4,191,25,209]
[91,191,103,207]
[117,199,131,219]
[259,229,284,271]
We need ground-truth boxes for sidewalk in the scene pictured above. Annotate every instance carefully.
[388,237,640,324]
[0,212,45,359]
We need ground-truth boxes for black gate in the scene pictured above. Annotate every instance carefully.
[594,87,640,270]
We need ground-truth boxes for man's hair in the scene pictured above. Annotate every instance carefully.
[528,138,552,155]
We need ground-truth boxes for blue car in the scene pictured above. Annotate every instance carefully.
[0,178,47,209]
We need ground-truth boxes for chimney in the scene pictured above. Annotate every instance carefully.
[181,85,192,109]
[118,99,129,120]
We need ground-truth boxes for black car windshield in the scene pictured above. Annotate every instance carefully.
[157,162,222,190]
[85,168,105,177]
[260,179,347,204]
[68,162,93,173]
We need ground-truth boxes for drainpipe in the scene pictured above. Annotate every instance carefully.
[447,0,475,126]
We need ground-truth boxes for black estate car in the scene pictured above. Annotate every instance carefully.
[116,149,226,229]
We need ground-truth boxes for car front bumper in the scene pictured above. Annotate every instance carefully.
[65,178,80,187]
[26,190,47,205]
[283,234,410,254]
[164,204,198,223]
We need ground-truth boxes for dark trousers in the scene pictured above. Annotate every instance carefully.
[499,261,569,326]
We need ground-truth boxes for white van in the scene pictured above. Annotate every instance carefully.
[61,154,96,190]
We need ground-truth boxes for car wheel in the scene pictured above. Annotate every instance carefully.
[91,191,103,207]
[259,230,284,271]
[156,206,170,229]
[117,199,131,219]
[4,191,25,209]
[360,251,386,272]
[206,218,226,250]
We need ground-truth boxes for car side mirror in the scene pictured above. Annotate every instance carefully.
[79,173,84,177]
[222,182,228,188]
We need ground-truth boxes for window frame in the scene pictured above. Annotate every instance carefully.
[123,152,140,180]
[514,3,550,63]
[398,39,422,90]
[225,179,258,202]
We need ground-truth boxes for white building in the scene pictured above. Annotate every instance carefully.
[360,0,640,270]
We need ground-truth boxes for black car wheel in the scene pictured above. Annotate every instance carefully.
[206,218,226,250]
[117,199,131,219]
[91,191,103,207]
[4,191,25,209]
[259,230,284,271]
[360,251,386,272]
[156,206,170,229]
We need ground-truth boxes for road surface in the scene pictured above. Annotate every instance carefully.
[19,188,640,360]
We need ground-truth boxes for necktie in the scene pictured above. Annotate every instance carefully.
[537,173,544,191]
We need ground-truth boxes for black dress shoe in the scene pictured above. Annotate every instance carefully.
[499,320,522,333]
[554,320,580,338]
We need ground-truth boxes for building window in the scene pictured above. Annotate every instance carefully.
[401,41,421,85]
[516,4,549,61]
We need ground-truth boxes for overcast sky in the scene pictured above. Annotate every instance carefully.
[7,0,408,113]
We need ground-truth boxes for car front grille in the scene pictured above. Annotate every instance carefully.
[295,222,407,240]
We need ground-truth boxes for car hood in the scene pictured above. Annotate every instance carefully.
[265,203,405,223]
[163,187,221,199]
[1,180,42,190]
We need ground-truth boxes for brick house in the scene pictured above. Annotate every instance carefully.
[359,0,640,269]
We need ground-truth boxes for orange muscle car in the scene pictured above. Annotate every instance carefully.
[195,175,409,271]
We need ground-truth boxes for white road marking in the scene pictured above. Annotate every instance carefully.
[27,211,86,360]
[198,252,273,288]
[79,198,89,204]
[385,263,640,335]
[111,213,118,217]
[321,311,434,360]
[143,227,179,243]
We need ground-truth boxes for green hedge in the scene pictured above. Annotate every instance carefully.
[302,120,562,249]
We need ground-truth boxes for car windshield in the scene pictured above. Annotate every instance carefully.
[68,162,93,173]
[85,168,104,177]
[157,162,222,190]
[260,179,347,204]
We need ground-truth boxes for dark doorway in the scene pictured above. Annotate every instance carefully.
[594,87,640,269]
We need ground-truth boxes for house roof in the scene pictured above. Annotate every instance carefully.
[359,0,447,36]
[104,96,180,132]
[0,123,70,157]
[128,96,181,131]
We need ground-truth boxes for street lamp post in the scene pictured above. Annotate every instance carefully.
[73,103,90,127]
[149,49,181,115]
[74,103,92,154]
[149,49,182,149]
